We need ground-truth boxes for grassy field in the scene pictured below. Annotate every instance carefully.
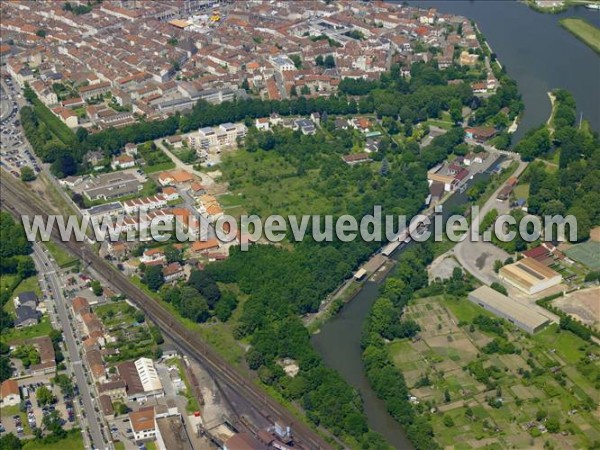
[388,296,600,449]
[13,276,42,298]
[560,18,600,54]
[221,149,335,217]
[564,241,600,269]
[0,316,53,344]
[3,276,43,314]
[512,183,530,200]
[45,241,78,268]
[22,430,84,450]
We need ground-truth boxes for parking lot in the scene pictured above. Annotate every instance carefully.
[0,75,40,177]
[0,379,77,439]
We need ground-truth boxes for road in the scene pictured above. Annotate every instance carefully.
[0,172,332,450]
[454,154,528,285]
[32,243,109,450]
[153,139,215,187]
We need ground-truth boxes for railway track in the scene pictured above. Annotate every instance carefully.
[0,172,333,450]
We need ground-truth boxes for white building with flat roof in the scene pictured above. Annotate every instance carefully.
[467,286,551,334]
[189,122,247,153]
[135,357,164,399]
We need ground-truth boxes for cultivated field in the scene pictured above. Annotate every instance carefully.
[389,295,600,449]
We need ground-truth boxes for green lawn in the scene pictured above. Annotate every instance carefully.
[560,18,600,54]
[424,118,454,130]
[0,274,19,293]
[1,317,54,344]
[4,276,43,314]
[512,183,530,200]
[444,297,494,323]
[13,276,42,298]
[217,193,244,208]
[143,161,176,174]
[45,241,78,268]
[22,430,84,450]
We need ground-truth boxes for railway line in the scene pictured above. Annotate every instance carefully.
[0,172,333,450]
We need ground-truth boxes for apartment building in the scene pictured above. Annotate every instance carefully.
[190,122,247,152]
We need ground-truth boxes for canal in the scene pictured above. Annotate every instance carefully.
[312,169,495,448]
[313,3,598,447]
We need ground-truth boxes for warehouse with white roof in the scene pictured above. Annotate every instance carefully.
[467,286,550,334]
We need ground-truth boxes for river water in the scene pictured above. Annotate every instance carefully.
[408,0,600,140]
[313,3,599,447]
[312,176,486,448]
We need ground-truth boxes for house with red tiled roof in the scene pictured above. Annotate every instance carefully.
[0,380,20,407]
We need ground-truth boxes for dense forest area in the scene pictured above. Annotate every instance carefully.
[516,90,600,241]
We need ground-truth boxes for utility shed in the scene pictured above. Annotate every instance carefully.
[467,286,550,334]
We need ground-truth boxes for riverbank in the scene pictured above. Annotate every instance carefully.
[560,17,600,53]
[523,0,597,14]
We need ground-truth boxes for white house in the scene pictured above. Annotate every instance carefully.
[111,154,136,170]
[255,117,270,131]
[0,380,20,407]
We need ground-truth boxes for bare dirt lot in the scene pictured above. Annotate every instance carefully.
[552,287,600,330]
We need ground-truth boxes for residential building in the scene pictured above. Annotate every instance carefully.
[111,154,136,170]
[163,263,185,282]
[141,248,166,264]
[189,123,247,152]
[123,194,167,214]
[0,380,20,407]
[15,306,41,328]
[129,406,156,441]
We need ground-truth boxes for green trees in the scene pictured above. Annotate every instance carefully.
[490,282,508,295]
[142,265,164,292]
[36,385,56,406]
[20,166,36,182]
[0,433,22,450]
[361,246,439,450]
[164,244,182,264]
[90,280,103,296]
[51,374,75,398]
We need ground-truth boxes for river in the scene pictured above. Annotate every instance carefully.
[313,3,598,448]
[407,0,600,141]
[312,172,492,448]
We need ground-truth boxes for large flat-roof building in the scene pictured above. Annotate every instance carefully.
[467,286,550,334]
[82,172,143,201]
[135,357,164,399]
[499,258,562,295]
[155,415,194,450]
[189,123,247,153]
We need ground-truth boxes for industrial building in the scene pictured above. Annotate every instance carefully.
[467,286,550,334]
[499,258,562,295]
